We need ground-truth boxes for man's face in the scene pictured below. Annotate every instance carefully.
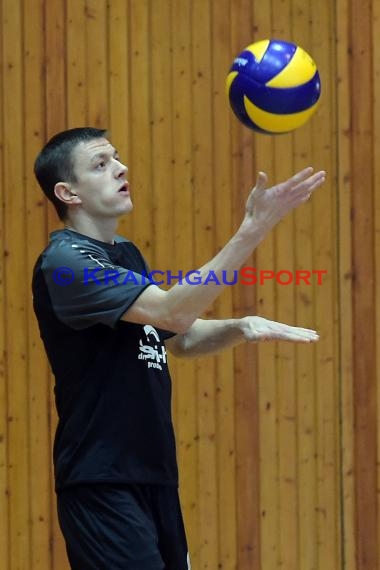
[69,137,132,218]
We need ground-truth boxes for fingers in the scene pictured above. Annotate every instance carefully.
[251,167,325,198]
[288,166,315,184]
[287,167,325,189]
[255,171,268,191]
[281,170,325,207]
[283,168,325,192]
[245,171,268,214]
[244,167,326,224]
[243,316,320,343]
[264,324,319,343]
[299,170,326,188]
[296,172,326,203]
[280,328,319,343]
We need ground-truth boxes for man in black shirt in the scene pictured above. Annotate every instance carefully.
[32,127,325,570]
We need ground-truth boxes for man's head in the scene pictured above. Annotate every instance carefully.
[34,127,131,221]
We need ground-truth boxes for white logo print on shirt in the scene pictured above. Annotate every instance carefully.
[138,325,167,371]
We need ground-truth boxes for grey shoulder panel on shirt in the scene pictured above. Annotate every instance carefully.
[44,233,117,271]
[40,232,153,330]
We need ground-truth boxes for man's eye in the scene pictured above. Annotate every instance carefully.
[97,161,106,169]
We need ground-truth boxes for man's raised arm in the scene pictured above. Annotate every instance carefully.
[121,167,326,333]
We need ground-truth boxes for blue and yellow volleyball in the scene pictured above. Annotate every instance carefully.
[226,39,321,134]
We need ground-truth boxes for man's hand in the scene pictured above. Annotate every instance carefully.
[166,317,319,358]
[122,167,326,335]
[240,315,319,343]
[241,167,326,237]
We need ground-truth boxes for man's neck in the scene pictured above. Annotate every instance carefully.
[64,217,118,244]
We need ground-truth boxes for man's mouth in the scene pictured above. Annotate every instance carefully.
[118,182,130,195]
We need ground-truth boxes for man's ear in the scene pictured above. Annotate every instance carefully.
[54,182,82,205]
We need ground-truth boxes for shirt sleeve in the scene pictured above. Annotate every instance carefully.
[41,239,153,330]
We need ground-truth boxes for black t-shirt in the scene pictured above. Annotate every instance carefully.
[32,229,178,490]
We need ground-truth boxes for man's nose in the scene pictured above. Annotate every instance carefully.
[116,161,128,177]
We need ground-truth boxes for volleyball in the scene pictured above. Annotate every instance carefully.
[226,39,321,134]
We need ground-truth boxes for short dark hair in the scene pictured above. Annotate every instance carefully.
[34,127,107,220]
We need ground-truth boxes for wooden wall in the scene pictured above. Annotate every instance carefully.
[0,1,378,569]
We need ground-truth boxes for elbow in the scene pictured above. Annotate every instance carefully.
[162,312,195,335]
[146,286,199,334]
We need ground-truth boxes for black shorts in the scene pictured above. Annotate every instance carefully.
[57,483,190,570]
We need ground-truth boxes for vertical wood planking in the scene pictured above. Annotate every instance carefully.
[23,0,53,568]
[230,2,260,569]
[0,1,9,567]
[274,155,297,570]
[271,5,298,570]
[2,0,30,567]
[312,0,341,566]
[108,0,131,240]
[150,0,179,451]
[85,0,108,127]
[191,1,219,567]
[170,0,199,565]
[373,0,380,566]
[44,0,66,239]
[150,0,174,277]
[350,1,378,568]
[251,3,278,568]
[128,0,152,261]
[292,3,318,569]
[66,0,86,127]
[211,1,237,568]
[336,0,355,567]
[44,0,67,142]
[108,0,130,146]
[44,1,69,566]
